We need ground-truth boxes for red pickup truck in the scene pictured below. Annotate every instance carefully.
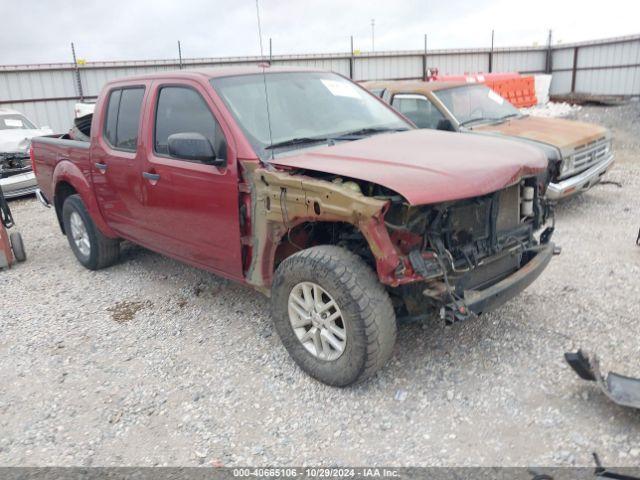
[31,67,557,386]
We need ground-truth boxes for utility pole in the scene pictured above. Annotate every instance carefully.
[178,40,183,69]
[422,34,428,80]
[349,36,354,79]
[489,29,494,73]
[545,29,553,74]
[371,19,375,52]
[70,42,84,102]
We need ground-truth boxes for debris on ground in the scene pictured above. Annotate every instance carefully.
[521,101,582,118]
[593,452,640,479]
[565,350,640,409]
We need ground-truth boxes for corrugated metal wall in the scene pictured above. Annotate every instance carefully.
[1,34,639,132]
[549,35,640,95]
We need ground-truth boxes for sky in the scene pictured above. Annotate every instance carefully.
[2,0,640,65]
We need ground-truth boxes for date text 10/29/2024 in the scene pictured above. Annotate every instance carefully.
[232,468,400,478]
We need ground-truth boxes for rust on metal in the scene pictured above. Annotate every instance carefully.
[239,161,405,294]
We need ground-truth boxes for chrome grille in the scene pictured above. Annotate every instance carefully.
[572,137,609,173]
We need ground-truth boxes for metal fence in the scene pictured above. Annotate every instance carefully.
[1,33,639,132]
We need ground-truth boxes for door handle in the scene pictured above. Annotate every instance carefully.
[142,171,161,182]
[95,162,107,172]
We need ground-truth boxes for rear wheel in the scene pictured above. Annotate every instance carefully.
[62,194,119,270]
[9,232,26,262]
[271,245,397,387]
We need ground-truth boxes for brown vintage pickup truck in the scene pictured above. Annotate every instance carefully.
[364,80,615,200]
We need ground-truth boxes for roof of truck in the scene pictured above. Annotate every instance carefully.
[362,80,469,95]
[104,65,325,85]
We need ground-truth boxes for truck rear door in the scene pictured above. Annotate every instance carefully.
[91,83,149,241]
[137,80,243,280]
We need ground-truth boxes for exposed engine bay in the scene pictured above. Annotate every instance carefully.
[0,152,31,180]
[240,161,556,322]
[381,178,554,319]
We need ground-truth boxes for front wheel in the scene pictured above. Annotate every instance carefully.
[62,194,119,270]
[271,245,397,387]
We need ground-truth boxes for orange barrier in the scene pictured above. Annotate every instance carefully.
[430,71,538,108]
[485,76,537,108]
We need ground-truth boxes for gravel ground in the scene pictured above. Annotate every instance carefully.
[1,103,639,467]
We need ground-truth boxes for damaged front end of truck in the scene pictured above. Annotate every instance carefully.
[239,160,557,323]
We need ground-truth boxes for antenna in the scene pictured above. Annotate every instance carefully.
[255,0,274,160]
[371,19,375,52]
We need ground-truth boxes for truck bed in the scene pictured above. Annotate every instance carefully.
[31,134,90,203]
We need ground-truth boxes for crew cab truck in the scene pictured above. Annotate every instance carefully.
[32,67,557,386]
[364,80,615,201]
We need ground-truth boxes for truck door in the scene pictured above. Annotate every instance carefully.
[91,85,148,242]
[138,81,243,280]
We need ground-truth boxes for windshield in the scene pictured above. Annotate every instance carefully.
[434,84,521,126]
[210,72,411,159]
[0,114,37,130]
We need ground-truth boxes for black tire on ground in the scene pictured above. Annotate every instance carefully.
[271,245,397,387]
[62,194,119,270]
[9,232,26,262]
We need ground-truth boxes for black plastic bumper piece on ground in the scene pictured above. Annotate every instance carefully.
[565,350,597,381]
[461,242,555,315]
[565,350,640,410]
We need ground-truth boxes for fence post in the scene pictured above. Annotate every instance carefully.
[571,46,579,93]
[488,30,494,73]
[70,42,84,102]
[178,41,183,69]
[422,34,428,80]
[349,36,354,79]
[545,29,553,74]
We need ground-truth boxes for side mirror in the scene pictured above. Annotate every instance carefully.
[167,132,224,166]
[436,118,455,132]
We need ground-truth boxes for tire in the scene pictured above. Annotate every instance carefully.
[271,245,397,387]
[9,232,26,262]
[62,194,119,270]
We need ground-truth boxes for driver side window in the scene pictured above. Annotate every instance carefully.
[391,94,445,130]
[154,86,226,159]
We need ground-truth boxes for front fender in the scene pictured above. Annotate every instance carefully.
[52,160,118,239]
[240,162,403,293]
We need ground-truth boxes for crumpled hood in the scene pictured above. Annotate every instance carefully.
[473,116,609,157]
[272,129,547,205]
[0,128,53,153]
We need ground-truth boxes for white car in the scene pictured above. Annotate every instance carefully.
[0,108,53,198]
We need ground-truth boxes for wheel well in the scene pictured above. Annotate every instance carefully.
[273,221,375,272]
[54,182,77,234]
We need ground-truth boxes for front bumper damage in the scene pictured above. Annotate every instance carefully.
[565,350,640,409]
[461,242,555,314]
[419,240,558,323]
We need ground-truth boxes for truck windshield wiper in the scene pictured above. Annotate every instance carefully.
[265,136,329,150]
[457,117,487,128]
[264,127,409,150]
[460,113,522,128]
[331,127,409,140]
